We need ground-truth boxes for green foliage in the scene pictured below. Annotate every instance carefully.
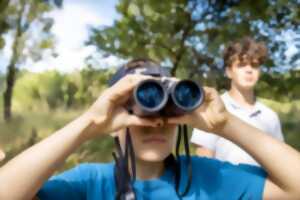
[0,68,115,168]
[1,0,63,121]
[0,0,60,53]
[12,68,114,111]
[260,98,300,150]
[257,70,300,101]
[72,66,114,106]
[89,0,300,91]
[1,69,300,170]
[1,0,300,171]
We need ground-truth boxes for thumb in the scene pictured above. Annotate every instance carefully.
[166,115,189,125]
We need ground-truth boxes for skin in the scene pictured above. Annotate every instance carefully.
[0,74,299,199]
[0,149,5,162]
[117,124,177,179]
[195,57,262,157]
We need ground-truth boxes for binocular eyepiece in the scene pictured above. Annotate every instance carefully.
[130,79,204,117]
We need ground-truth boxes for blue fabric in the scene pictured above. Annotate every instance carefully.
[37,156,267,200]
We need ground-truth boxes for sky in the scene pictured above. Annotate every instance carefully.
[0,0,121,73]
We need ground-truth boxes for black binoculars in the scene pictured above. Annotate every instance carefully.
[128,79,205,117]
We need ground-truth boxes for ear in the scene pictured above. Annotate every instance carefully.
[225,67,232,79]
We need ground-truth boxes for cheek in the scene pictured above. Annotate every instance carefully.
[228,67,241,78]
[253,69,260,80]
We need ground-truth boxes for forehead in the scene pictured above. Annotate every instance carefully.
[232,54,259,63]
[230,57,260,67]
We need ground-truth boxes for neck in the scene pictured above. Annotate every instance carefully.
[134,158,165,180]
[228,84,255,109]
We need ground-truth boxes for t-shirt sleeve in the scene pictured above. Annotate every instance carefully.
[191,157,267,199]
[271,113,284,141]
[220,162,267,199]
[190,128,219,151]
[37,164,91,200]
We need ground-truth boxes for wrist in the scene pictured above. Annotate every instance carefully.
[79,111,107,141]
[216,113,237,138]
[210,111,231,135]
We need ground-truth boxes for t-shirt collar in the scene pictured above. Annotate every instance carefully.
[223,92,262,117]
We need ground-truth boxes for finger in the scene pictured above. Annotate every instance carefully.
[113,74,153,94]
[202,87,219,102]
[166,115,189,125]
[109,74,153,103]
[126,115,164,127]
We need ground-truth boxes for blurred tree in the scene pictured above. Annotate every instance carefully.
[1,0,62,121]
[12,68,113,111]
[0,0,10,49]
[88,0,300,92]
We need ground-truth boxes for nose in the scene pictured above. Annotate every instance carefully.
[244,64,253,73]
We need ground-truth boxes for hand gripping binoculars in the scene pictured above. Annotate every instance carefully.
[129,78,204,117]
[108,61,205,117]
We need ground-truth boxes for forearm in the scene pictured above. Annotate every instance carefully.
[0,112,96,200]
[220,114,300,195]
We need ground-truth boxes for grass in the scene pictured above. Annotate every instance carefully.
[0,107,83,146]
[0,104,115,169]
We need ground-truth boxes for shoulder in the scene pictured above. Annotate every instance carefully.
[54,162,115,183]
[187,156,267,199]
[76,162,115,179]
[220,92,228,102]
[190,156,222,169]
[190,156,262,173]
[189,156,266,177]
[220,92,236,109]
[256,101,280,121]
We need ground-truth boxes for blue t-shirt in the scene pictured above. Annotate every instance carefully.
[37,156,267,200]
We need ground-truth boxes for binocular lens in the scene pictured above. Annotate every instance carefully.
[174,81,202,109]
[136,81,165,109]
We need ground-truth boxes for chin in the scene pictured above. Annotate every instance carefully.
[240,82,256,90]
[138,150,170,162]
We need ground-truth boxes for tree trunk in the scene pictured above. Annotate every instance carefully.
[3,0,25,121]
[3,63,17,121]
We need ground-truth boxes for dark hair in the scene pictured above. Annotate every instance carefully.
[223,37,268,68]
[108,58,161,87]
[124,58,160,69]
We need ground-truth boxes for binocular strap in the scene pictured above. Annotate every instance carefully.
[175,124,193,197]
[113,128,136,200]
[113,125,192,199]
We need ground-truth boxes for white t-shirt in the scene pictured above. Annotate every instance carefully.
[190,92,284,166]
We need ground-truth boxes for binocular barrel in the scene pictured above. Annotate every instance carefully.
[132,79,204,117]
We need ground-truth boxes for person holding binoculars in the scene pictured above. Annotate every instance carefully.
[0,59,300,200]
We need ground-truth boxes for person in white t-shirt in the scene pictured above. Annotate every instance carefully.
[190,37,284,166]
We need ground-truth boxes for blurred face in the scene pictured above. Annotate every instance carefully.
[118,124,177,162]
[226,57,261,90]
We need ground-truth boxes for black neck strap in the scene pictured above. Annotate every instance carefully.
[113,125,192,199]
[113,128,136,200]
[175,124,193,197]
